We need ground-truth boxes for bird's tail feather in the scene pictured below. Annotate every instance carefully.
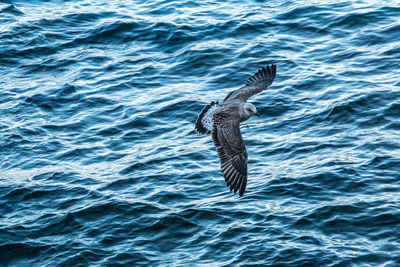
[195,101,219,134]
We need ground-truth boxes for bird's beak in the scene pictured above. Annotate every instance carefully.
[256,112,261,118]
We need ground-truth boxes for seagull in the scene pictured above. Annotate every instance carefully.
[195,64,277,197]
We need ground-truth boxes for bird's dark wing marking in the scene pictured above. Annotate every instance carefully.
[212,114,248,196]
[223,64,276,103]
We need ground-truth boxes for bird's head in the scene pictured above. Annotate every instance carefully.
[241,103,261,121]
[245,103,260,118]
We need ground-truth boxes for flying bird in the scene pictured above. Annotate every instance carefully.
[195,64,277,197]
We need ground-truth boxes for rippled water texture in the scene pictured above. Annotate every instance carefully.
[1,0,400,265]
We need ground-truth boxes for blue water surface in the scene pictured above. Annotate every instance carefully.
[1,0,400,266]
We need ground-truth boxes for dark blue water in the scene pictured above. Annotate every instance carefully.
[1,0,400,266]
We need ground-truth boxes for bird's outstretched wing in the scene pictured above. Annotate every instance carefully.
[212,110,248,196]
[224,64,276,103]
